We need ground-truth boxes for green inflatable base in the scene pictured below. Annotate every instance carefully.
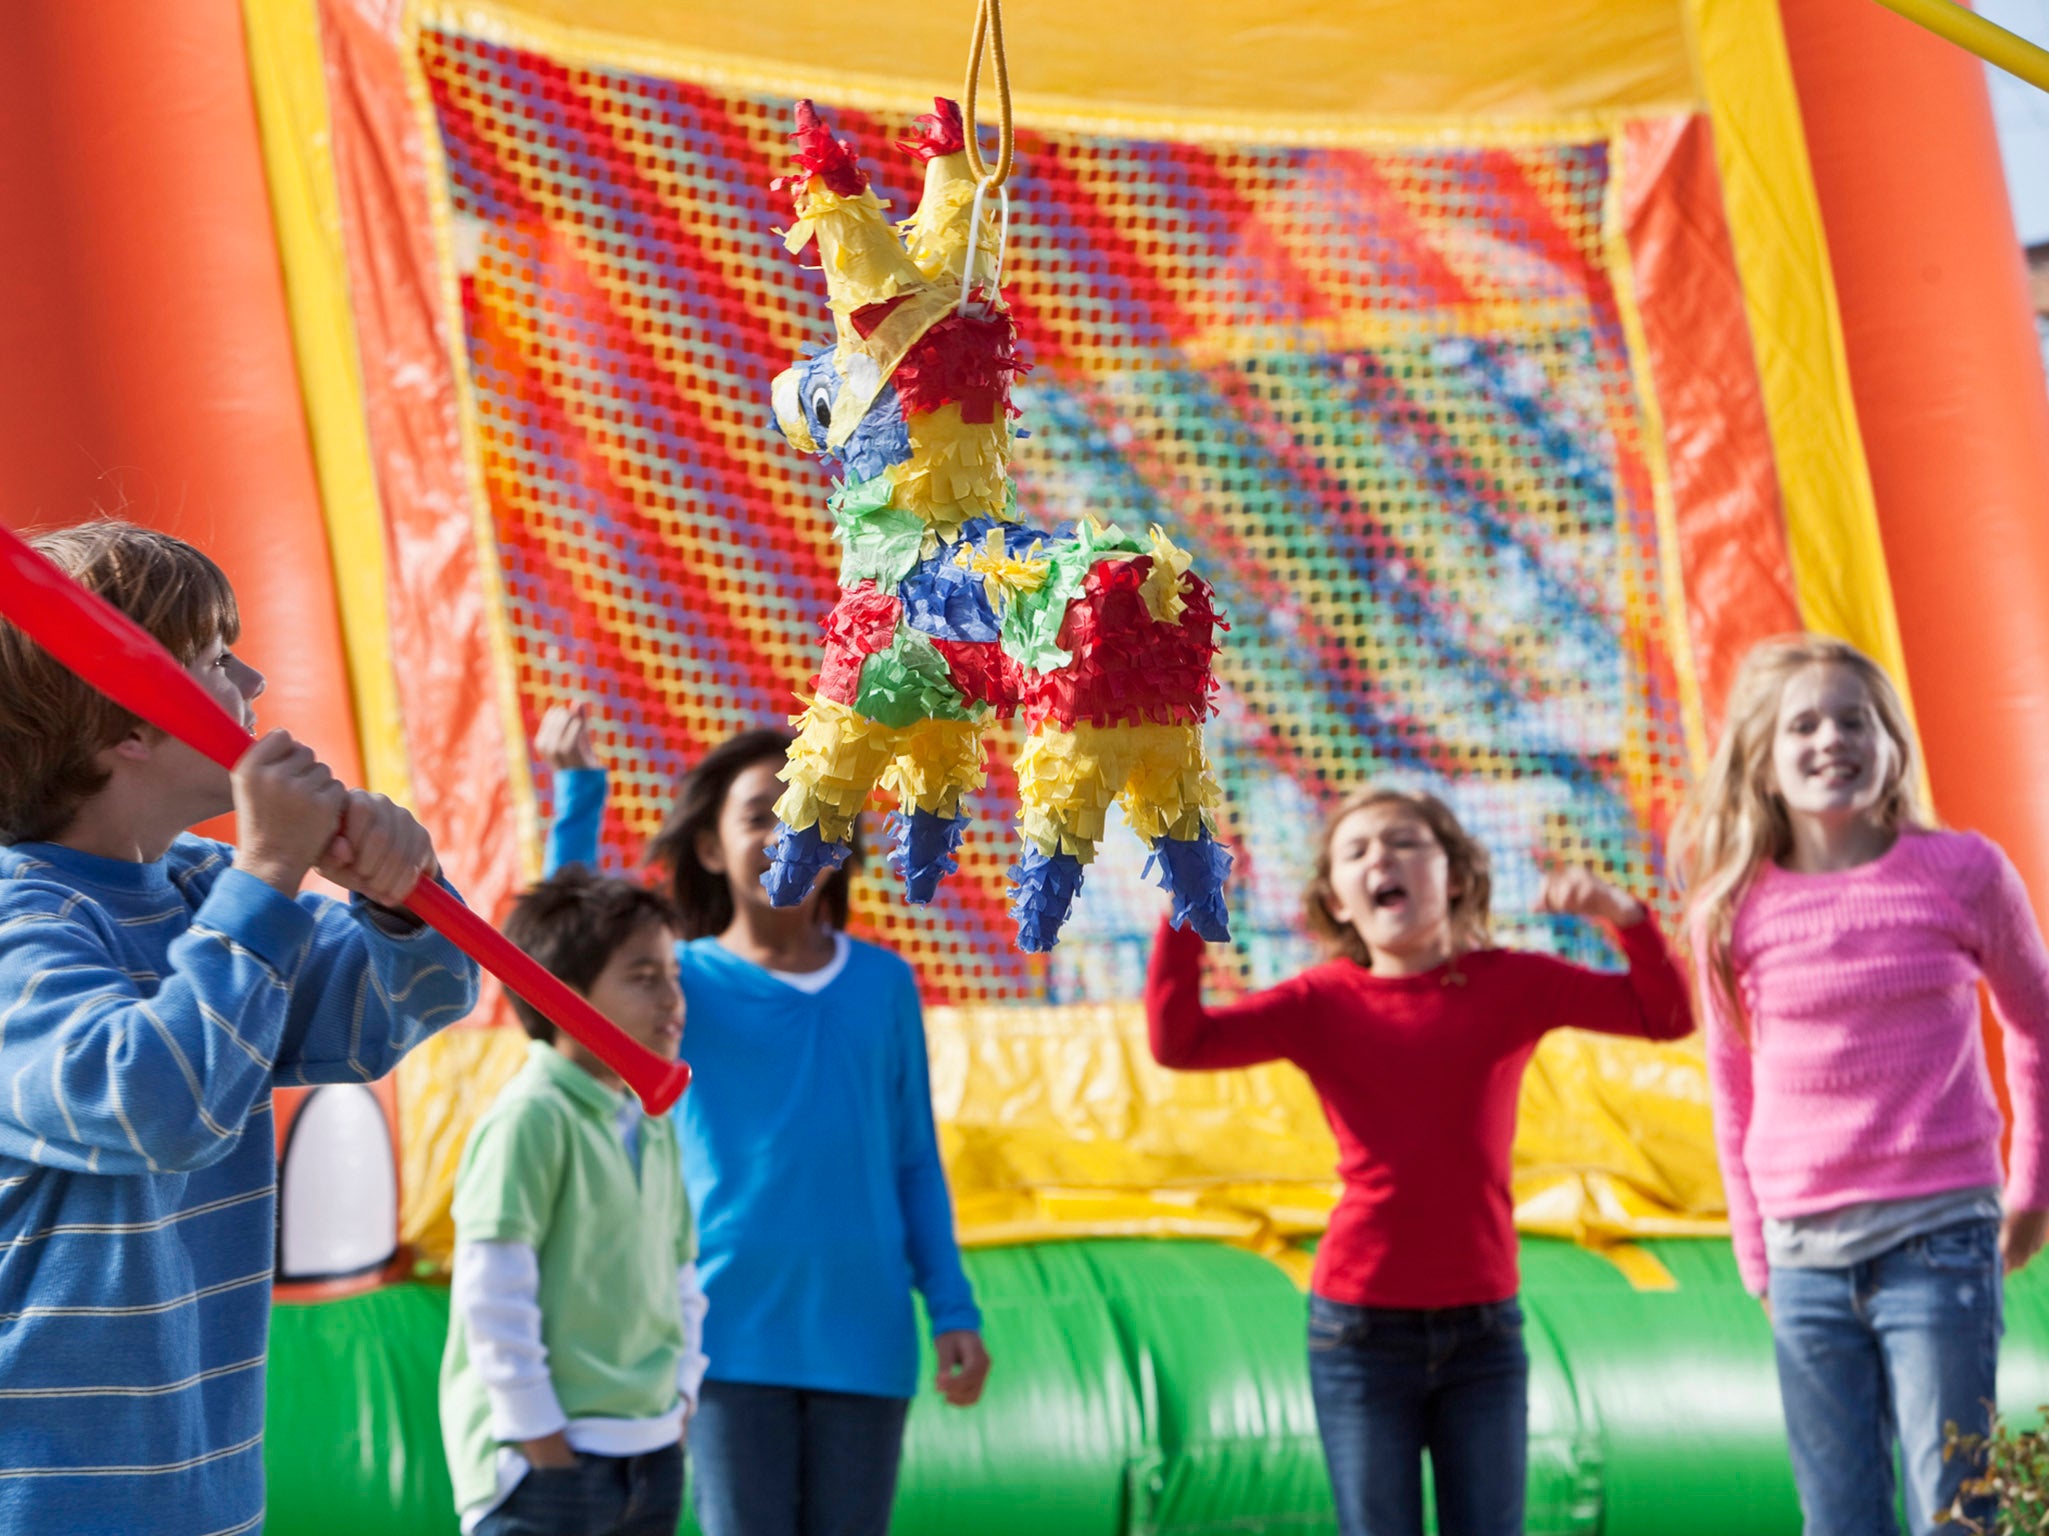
[266,1237,2049,1535]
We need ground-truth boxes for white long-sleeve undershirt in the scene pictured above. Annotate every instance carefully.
[450,1239,708,1529]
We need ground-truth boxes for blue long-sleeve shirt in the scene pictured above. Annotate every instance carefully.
[543,764,609,874]
[0,837,479,1535]
[548,768,979,1397]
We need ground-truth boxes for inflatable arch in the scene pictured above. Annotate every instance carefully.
[2,0,2048,1530]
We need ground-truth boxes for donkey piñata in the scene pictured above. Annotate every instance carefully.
[762,98,1231,952]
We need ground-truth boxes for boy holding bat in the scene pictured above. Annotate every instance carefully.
[0,521,480,1535]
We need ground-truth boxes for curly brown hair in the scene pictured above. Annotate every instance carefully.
[0,521,240,844]
[1304,786,1493,966]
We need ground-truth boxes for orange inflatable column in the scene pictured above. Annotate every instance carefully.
[0,3,400,1294]
[1782,0,2049,1116]
[0,0,361,778]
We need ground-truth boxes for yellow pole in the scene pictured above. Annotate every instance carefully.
[1865,0,2049,92]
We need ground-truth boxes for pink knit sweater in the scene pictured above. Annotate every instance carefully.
[1705,828,2049,1292]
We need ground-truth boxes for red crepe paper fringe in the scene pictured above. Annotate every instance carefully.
[1017,557,1223,732]
[814,582,902,705]
[896,98,967,161]
[894,311,1026,423]
[778,99,868,200]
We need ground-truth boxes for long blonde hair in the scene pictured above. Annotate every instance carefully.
[1671,635,1929,1039]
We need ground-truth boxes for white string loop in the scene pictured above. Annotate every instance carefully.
[957,178,1011,317]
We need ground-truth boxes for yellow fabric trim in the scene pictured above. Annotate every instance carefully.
[1593,1242,1680,1291]
[396,1025,528,1270]
[929,1003,1727,1253]
[398,0,545,879]
[395,997,1728,1278]
[413,0,1697,149]
[238,0,414,801]
[1684,0,1928,778]
[415,0,1699,135]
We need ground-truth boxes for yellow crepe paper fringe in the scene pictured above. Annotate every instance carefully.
[785,181,926,314]
[890,404,1012,535]
[1015,721,1220,860]
[774,696,901,842]
[775,700,992,837]
[960,525,1052,608]
[1140,525,1195,624]
[901,151,1001,288]
[879,717,988,817]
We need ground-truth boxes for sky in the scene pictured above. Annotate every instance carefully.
[1984,0,2049,246]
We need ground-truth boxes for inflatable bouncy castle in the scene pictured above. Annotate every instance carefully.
[3,0,2048,1530]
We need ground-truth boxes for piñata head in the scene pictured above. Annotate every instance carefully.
[768,99,1020,532]
[763,98,1232,952]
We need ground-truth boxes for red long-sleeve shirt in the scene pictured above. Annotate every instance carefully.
[1146,917,1694,1308]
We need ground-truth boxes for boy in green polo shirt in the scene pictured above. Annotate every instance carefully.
[440,867,704,1536]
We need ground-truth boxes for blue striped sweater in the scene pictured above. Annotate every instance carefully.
[0,836,479,1535]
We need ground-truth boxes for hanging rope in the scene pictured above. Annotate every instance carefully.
[957,0,1014,314]
[961,0,1014,189]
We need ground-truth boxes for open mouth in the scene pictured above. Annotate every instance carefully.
[1813,761,1862,785]
[1371,881,1408,910]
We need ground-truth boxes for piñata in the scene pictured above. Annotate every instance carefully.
[763,98,1231,952]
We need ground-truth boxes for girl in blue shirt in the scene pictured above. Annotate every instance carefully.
[540,707,990,1536]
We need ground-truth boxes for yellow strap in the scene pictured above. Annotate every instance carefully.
[1866,0,2049,91]
[961,0,1015,189]
[1596,1242,1680,1291]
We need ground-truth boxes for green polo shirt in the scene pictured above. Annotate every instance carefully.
[439,1041,695,1513]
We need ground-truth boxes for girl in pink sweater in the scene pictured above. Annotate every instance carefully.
[1677,635,2049,1536]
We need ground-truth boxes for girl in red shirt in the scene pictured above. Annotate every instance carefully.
[1146,787,1693,1536]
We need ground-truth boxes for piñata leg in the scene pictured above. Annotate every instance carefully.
[1009,721,1122,952]
[765,698,899,906]
[882,718,987,905]
[1120,722,1232,943]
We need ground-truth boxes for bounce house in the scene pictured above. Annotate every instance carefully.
[4,0,2049,1530]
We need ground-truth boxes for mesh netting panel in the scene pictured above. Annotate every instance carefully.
[419,27,1690,1006]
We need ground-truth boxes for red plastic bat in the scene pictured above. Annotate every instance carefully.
[0,524,691,1113]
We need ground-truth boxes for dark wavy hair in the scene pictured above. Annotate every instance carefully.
[644,729,858,940]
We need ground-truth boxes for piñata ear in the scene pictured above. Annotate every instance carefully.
[777,100,927,320]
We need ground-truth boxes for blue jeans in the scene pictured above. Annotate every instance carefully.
[1769,1218,2003,1536]
[474,1444,684,1536]
[689,1381,911,1536]
[1306,1294,1529,1536]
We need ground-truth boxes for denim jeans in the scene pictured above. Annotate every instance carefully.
[689,1380,911,1536]
[474,1444,684,1536]
[1306,1293,1529,1536]
[1769,1218,2003,1536]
